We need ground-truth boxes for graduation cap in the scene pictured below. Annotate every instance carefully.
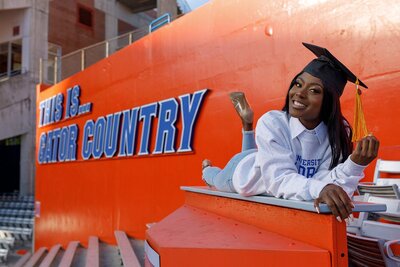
[302,42,367,96]
[301,42,369,141]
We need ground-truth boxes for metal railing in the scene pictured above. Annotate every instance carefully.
[40,12,179,85]
[40,27,149,85]
[149,13,171,32]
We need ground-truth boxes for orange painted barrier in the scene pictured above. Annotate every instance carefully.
[145,187,386,266]
[35,0,400,250]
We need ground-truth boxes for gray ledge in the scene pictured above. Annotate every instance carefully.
[181,186,387,214]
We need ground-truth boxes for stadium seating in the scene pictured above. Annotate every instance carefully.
[0,230,15,249]
[373,159,400,186]
[347,195,400,239]
[357,159,400,199]
[347,233,400,267]
[0,209,34,218]
[0,193,34,263]
[0,194,34,203]
[357,184,400,199]
[352,159,400,228]
[0,248,8,263]
[350,159,400,234]
[347,159,400,266]
[0,217,34,228]
[0,175,138,266]
[0,202,34,210]
[0,227,32,240]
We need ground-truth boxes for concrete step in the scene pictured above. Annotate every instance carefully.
[6,231,145,267]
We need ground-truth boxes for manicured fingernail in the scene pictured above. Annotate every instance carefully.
[315,207,320,213]
[350,214,354,222]
[336,216,342,222]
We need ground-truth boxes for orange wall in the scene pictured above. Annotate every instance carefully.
[35,0,400,248]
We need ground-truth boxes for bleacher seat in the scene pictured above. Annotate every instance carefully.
[0,194,33,203]
[350,159,400,239]
[348,195,400,235]
[0,202,34,210]
[0,216,34,228]
[347,194,400,266]
[357,184,400,199]
[0,248,8,263]
[373,159,400,185]
[0,208,34,218]
[0,230,15,249]
[347,233,400,267]
[357,159,400,199]
[0,227,32,240]
[0,192,35,264]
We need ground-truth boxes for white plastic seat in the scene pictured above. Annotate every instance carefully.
[348,195,400,234]
[357,159,400,199]
[373,159,400,187]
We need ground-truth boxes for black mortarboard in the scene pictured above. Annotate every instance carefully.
[302,42,367,96]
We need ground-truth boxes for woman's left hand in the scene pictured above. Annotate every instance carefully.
[314,184,354,222]
[350,135,380,166]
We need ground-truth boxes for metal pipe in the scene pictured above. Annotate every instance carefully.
[54,57,58,84]
[106,41,109,57]
[39,58,43,84]
[81,50,85,71]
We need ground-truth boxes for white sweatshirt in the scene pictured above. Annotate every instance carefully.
[232,110,366,200]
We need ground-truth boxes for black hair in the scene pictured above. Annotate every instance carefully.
[282,72,353,169]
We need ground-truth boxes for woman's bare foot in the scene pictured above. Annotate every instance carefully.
[202,159,212,187]
[202,159,212,170]
[229,92,254,131]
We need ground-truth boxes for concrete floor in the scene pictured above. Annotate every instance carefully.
[0,239,32,267]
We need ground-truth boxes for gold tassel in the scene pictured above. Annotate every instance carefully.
[352,78,368,142]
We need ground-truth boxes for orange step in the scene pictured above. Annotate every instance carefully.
[147,205,330,267]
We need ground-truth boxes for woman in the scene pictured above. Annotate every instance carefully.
[202,43,379,222]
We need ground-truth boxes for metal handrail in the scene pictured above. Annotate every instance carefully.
[59,28,147,59]
[149,13,171,32]
[40,26,148,85]
[40,12,181,85]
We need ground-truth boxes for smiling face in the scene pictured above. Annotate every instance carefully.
[288,72,324,129]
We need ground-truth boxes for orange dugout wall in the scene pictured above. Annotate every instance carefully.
[35,0,400,248]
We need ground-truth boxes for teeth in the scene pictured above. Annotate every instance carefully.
[293,101,306,107]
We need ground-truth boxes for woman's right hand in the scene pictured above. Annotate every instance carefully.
[314,184,354,222]
[350,135,380,166]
